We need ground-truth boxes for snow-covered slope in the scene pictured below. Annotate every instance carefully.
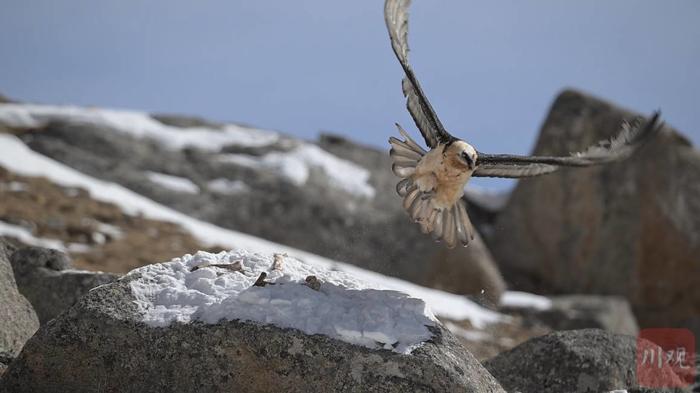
[0,133,503,327]
[0,103,374,199]
[130,249,436,353]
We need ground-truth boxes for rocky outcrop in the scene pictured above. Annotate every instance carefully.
[492,89,700,330]
[8,112,504,302]
[484,329,687,393]
[0,239,39,356]
[0,266,505,393]
[9,246,119,323]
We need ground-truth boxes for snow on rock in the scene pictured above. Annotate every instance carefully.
[0,220,65,251]
[0,134,504,328]
[443,321,491,342]
[207,178,250,195]
[129,249,435,353]
[0,103,278,149]
[145,171,200,194]
[219,144,376,199]
[0,103,375,198]
[500,291,553,311]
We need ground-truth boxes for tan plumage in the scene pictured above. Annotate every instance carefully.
[390,125,476,248]
[384,0,664,248]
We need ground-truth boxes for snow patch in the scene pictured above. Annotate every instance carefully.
[0,103,375,199]
[129,249,435,354]
[0,181,27,192]
[207,178,250,195]
[0,220,65,251]
[0,134,504,326]
[0,103,279,150]
[501,291,553,311]
[443,321,491,342]
[219,144,375,198]
[145,171,200,194]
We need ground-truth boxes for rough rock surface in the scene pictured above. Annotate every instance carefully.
[0,350,14,377]
[503,295,639,336]
[484,329,687,393]
[10,246,119,323]
[492,89,700,330]
[13,116,504,301]
[0,275,506,393]
[0,238,39,355]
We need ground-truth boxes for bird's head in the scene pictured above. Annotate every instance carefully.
[446,141,477,171]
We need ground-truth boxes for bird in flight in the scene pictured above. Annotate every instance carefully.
[384,0,663,248]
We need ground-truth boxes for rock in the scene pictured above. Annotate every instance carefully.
[546,295,639,336]
[491,89,700,331]
[484,329,688,393]
[0,350,14,377]
[0,253,506,393]
[503,294,639,336]
[0,239,39,356]
[9,246,119,323]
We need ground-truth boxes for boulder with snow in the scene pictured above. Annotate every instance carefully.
[10,246,119,323]
[0,250,505,393]
[491,89,700,331]
[484,329,689,393]
[0,238,39,356]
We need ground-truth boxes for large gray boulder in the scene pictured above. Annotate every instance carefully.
[0,239,39,356]
[0,253,505,393]
[484,329,688,393]
[491,89,700,330]
[10,246,119,323]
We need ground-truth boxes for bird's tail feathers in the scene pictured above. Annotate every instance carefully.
[400,184,474,248]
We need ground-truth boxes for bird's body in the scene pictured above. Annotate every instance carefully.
[413,142,475,210]
[384,0,664,248]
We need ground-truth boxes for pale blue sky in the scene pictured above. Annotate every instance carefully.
[1,1,698,189]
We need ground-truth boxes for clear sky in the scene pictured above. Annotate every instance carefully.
[1,1,698,190]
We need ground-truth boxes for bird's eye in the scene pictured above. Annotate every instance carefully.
[462,151,474,167]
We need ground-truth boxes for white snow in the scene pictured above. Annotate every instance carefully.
[145,171,200,194]
[0,103,279,150]
[207,178,250,195]
[67,243,92,253]
[0,103,375,198]
[0,220,65,251]
[95,222,123,239]
[219,144,375,199]
[443,321,491,342]
[501,291,553,311]
[0,133,505,327]
[0,181,27,192]
[129,249,436,353]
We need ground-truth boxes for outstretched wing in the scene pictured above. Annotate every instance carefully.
[473,112,663,178]
[385,0,455,149]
